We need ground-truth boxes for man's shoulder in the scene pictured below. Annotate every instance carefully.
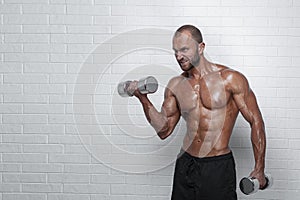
[168,73,186,84]
[217,65,250,93]
[218,65,247,82]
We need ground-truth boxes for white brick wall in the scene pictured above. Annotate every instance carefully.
[1,0,300,199]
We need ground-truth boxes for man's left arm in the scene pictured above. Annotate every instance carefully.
[230,71,267,188]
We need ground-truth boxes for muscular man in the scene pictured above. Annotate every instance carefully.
[128,25,266,199]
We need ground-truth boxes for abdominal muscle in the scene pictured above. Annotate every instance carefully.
[182,130,231,158]
[180,97,238,158]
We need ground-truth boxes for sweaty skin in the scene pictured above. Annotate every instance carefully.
[128,30,266,188]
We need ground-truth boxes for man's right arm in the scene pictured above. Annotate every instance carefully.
[134,78,181,139]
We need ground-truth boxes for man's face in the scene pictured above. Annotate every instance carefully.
[172,32,200,71]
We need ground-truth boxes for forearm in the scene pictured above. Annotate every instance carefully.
[138,95,169,137]
[251,121,266,172]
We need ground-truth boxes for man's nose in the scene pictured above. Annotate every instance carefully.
[176,52,183,60]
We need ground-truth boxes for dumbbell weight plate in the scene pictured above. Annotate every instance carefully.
[239,177,259,195]
[117,81,134,97]
[137,76,158,94]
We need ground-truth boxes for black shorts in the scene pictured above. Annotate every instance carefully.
[171,150,237,200]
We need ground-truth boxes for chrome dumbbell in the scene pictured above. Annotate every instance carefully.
[239,173,273,195]
[117,76,158,97]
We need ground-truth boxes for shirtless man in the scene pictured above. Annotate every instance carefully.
[128,25,266,199]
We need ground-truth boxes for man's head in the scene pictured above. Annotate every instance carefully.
[172,25,205,71]
[175,25,203,44]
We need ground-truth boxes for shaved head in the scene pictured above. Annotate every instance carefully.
[174,25,203,44]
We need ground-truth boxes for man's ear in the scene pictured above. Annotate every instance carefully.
[198,42,205,55]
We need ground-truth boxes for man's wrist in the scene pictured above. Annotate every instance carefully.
[254,164,265,173]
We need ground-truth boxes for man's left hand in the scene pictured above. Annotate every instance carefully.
[250,170,266,189]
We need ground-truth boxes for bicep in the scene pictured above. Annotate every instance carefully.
[232,73,263,125]
[161,87,181,125]
[234,90,262,124]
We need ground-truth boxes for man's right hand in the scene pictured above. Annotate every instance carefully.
[127,80,146,99]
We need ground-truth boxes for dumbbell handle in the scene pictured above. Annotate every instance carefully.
[118,76,158,97]
[239,173,273,195]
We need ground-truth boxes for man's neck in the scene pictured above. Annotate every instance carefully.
[186,57,213,79]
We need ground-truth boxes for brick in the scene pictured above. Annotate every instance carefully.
[23,44,66,53]
[0,125,22,134]
[23,144,63,153]
[48,114,75,124]
[67,44,94,53]
[48,95,70,104]
[49,15,93,25]
[0,44,22,52]
[22,183,62,193]
[4,14,48,25]
[67,5,110,16]
[111,184,136,195]
[94,16,126,25]
[2,134,47,144]
[63,184,109,194]
[126,16,174,26]
[23,85,66,95]
[67,25,110,34]
[64,164,109,174]
[2,153,48,163]
[221,17,245,27]
[22,163,63,173]
[4,74,49,84]
[0,144,21,153]
[4,33,51,44]
[22,4,66,14]
[0,164,21,172]
[0,184,21,192]
[24,63,66,73]
[48,194,91,200]
[0,63,22,72]
[4,53,49,62]
[2,114,47,124]
[91,174,125,184]
[49,154,91,164]
[49,135,81,144]
[50,53,88,63]
[50,74,92,84]
[23,25,66,33]
[0,4,21,13]
[48,173,90,183]
[0,25,22,34]
[253,7,277,17]
[2,173,46,183]
[64,144,90,154]
[0,84,22,94]
[112,5,136,16]
[136,6,183,17]
[2,194,46,200]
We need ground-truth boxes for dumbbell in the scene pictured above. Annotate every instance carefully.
[239,173,273,195]
[117,76,158,97]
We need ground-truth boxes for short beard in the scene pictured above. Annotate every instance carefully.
[190,50,200,67]
[182,63,194,71]
[180,55,200,72]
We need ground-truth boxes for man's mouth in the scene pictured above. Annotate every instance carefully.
[180,60,189,65]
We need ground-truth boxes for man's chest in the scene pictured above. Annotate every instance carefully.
[174,75,231,112]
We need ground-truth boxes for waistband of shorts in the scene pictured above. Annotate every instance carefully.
[178,149,233,162]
